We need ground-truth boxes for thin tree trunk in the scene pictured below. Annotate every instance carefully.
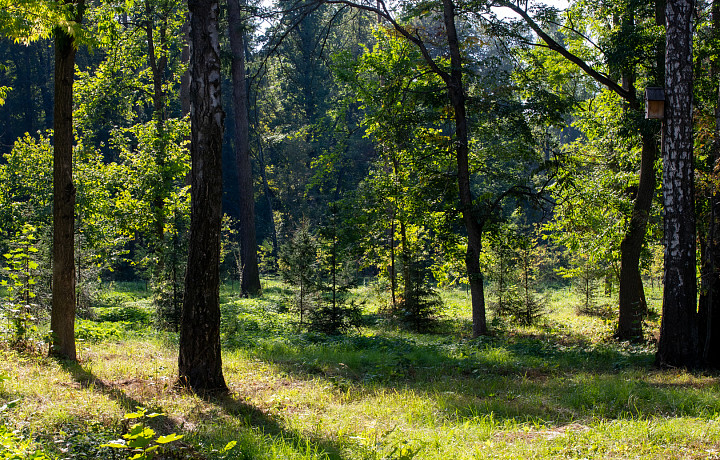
[145,0,168,257]
[400,219,410,304]
[178,0,228,393]
[50,0,83,361]
[389,211,396,309]
[441,0,487,336]
[617,131,656,341]
[228,0,261,295]
[257,140,278,264]
[656,0,699,368]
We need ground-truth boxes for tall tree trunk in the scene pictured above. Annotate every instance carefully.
[146,0,169,253]
[698,0,720,368]
[180,20,191,119]
[257,140,279,263]
[400,218,411,304]
[50,0,83,361]
[656,0,699,368]
[228,0,262,296]
[617,130,656,341]
[178,0,228,393]
[441,0,487,336]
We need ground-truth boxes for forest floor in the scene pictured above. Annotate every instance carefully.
[2,280,720,459]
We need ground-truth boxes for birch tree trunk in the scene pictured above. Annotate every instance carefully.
[656,0,699,368]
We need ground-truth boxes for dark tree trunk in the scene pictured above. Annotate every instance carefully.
[698,0,720,368]
[180,20,191,119]
[389,211,397,308]
[617,130,656,341]
[400,219,411,304]
[228,0,262,296]
[50,0,83,361]
[656,0,699,368]
[257,142,279,262]
[441,0,487,336]
[178,0,228,393]
[146,0,169,250]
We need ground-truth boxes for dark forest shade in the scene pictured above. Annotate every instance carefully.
[177,0,228,393]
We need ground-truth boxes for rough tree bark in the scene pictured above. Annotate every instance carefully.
[228,0,262,296]
[656,0,699,368]
[177,0,228,393]
[50,0,84,361]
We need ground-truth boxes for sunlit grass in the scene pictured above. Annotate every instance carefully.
[1,279,718,459]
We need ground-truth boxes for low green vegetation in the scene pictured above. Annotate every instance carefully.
[0,280,717,459]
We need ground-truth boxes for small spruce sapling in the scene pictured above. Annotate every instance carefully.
[279,222,320,326]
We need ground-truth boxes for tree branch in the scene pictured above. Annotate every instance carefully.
[494,0,634,103]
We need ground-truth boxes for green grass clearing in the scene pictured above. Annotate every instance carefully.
[0,281,718,459]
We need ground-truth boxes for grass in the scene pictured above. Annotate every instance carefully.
[1,279,719,459]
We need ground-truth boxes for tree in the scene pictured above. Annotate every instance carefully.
[228,0,262,295]
[177,0,228,393]
[279,221,319,326]
[697,0,720,368]
[499,0,663,342]
[318,0,495,336]
[50,0,85,361]
[655,0,699,368]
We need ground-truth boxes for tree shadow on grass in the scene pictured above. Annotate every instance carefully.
[59,359,144,414]
[203,393,348,460]
[58,359,348,459]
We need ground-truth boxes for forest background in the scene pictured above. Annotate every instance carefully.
[0,0,719,457]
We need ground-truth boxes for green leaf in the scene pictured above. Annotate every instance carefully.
[221,440,237,453]
[127,435,153,449]
[155,433,183,444]
[28,261,38,270]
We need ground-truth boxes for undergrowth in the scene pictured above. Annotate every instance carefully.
[0,280,717,459]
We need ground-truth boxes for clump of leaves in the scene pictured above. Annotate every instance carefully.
[75,319,125,343]
[101,408,183,460]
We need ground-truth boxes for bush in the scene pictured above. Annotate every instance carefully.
[75,319,125,343]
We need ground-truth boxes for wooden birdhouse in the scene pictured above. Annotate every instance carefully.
[645,87,665,120]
